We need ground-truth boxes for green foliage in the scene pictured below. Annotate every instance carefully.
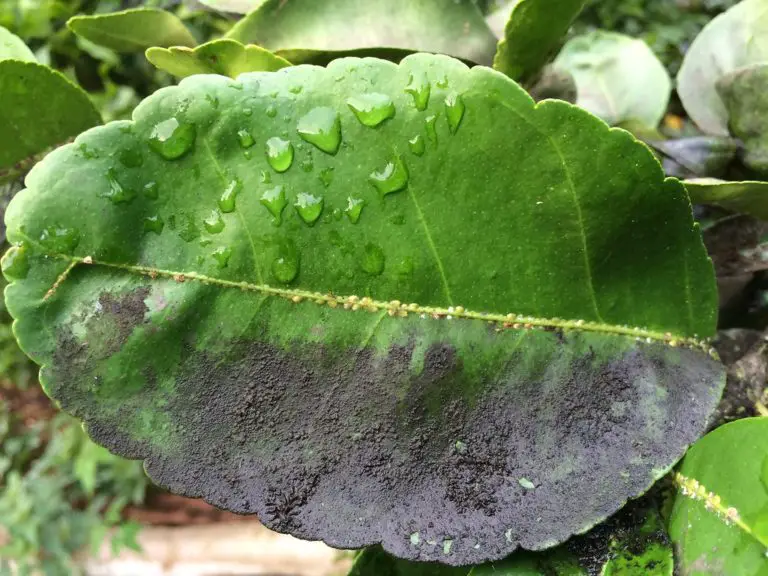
[0,25,34,61]
[553,31,671,128]
[685,179,768,220]
[2,53,724,565]
[226,0,498,65]
[0,406,149,576]
[493,0,587,83]
[677,0,768,136]
[146,38,291,78]
[669,418,768,575]
[67,8,197,52]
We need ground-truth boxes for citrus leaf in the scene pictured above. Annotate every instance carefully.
[677,0,768,137]
[669,418,768,575]
[2,55,723,565]
[717,64,768,177]
[553,31,671,128]
[492,0,587,83]
[0,61,101,172]
[0,25,35,62]
[67,8,196,53]
[198,0,268,13]
[225,0,497,65]
[684,178,768,220]
[146,39,291,79]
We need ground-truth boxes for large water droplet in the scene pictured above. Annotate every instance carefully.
[212,246,232,268]
[361,243,385,276]
[436,75,449,89]
[261,185,287,225]
[294,192,324,225]
[148,117,196,160]
[204,210,225,234]
[2,243,29,280]
[238,129,255,149]
[272,240,299,284]
[445,92,465,134]
[118,144,144,168]
[297,107,341,155]
[408,135,425,157]
[346,93,395,127]
[143,215,164,235]
[266,137,294,173]
[143,181,159,199]
[425,114,438,145]
[218,179,242,213]
[39,225,80,254]
[405,73,431,111]
[344,197,365,224]
[103,169,136,204]
[369,155,409,196]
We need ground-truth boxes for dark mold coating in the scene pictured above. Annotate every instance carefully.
[49,297,724,566]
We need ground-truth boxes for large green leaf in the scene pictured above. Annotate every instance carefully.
[717,64,768,177]
[198,0,268,13]
[0,25,35,62]
[492,0,587,83]
[553,31,671,128]
[677,0,768,137]
[2,55,723,565]
[0,61,101,173]
[67,8,196,53]
[225,0,497,65]
[146,39,291,79]
[685,178,768,220]
[669,418,768,575]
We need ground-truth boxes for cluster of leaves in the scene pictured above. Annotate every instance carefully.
[0,0,766,575]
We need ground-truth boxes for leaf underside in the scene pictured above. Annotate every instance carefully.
[4,55,723,565]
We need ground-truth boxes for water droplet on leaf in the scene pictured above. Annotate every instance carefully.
[143,215,164,235]
[436,75,449,89]
[344,197,365,224]
[118,145,143,168]
[204,210,225,234]
[408,135,425,157]
[405,73,431,111]
[143,181,159,199]
[261,185,287,225]
[148,117,196,160]
[361,243,385,275]
[103,169,136,204]
[2,243,29,280]
[272,240,299,283]
[294,192,323,225]
[177,213,200,242]
[346,93,395,127]
[266,137,294,173]
[319,167,334,188]
[212,246,232,268]
[261,170,272,184]
[297,107,341,155]
[425,114,438,145]
[445,92,465,134]
[266,105,277,118]
[218,179,242,213]
[39,226,80,254]
[369,155,409,196]
[238,129,255,149]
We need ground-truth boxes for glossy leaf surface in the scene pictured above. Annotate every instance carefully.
[554,31,671,128]
[226,0,497,65]
[0,61,101,171]
[0,25,35,62]
[493,0,586,82]
[67,8,196,53]
[669,418,768,575]
[198,0,267,12]
[677,0,768,136]
[685,179,768,220]
[3,55,723,565]
[146,39,291,79]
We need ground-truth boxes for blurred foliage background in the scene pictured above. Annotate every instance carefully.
[0,0,744,574]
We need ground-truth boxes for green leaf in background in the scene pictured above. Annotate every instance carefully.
[553,31,671,128]
[0,25,34,62]
[3,54,723,565]
[493,0,587,83]
[226,0,498,65]
[677,0,768,137]
[486,1,518,38]
[198,0,268,13]
[146,39,291,79]
[67,8,197,53]
[717,64,768,177]
[669,417,768,575]
[685,179,768,220]
[0,61,101,174]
